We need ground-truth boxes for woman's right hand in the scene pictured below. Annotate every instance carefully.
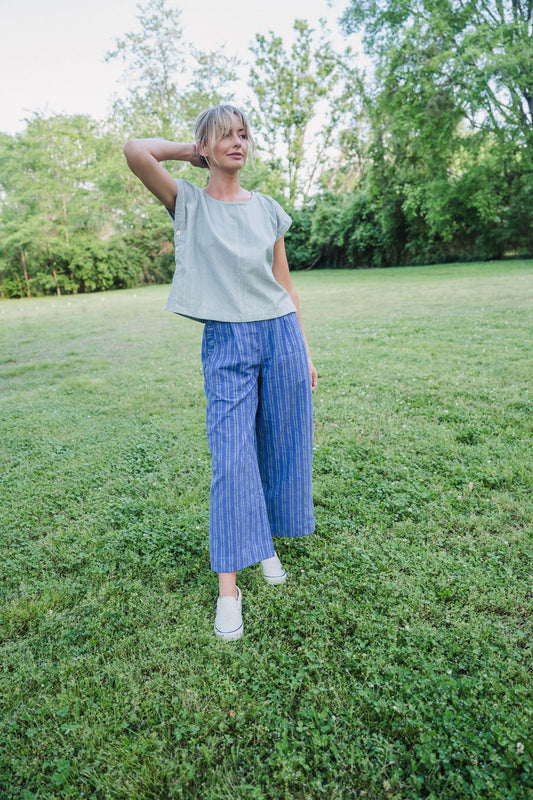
[190,144,209,169]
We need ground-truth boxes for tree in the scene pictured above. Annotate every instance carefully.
[340,0,533,147]
[0,115,142,297]
[105,0,239,140]
[105,0,187,138]
[0,115,101,296]
[249,19,360,204]
[326,0,533,264]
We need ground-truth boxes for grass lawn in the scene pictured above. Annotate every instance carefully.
[1,260,532,800]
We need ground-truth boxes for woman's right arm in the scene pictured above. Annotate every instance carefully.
[123,139,205,211]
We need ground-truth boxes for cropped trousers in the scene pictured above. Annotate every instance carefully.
[201,313,314,573]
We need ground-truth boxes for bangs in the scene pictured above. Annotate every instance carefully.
[195,105,255,161]
[212,107,248,140]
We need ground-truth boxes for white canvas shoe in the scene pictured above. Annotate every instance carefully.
[214,587,243,641]
[261,554,287,585]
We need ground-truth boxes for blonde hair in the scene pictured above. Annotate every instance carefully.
[194,105,255,167]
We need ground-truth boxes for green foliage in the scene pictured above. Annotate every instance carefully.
[284,206,321,270]
[0,115,161,297]
[105,0,239,139]
[2,0,533,289]
[1,264,532,799]
[249,19,359,204]
[341,0,533,145]
[313,0,533,268]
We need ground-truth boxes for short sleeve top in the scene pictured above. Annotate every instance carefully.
[164,179,296,322]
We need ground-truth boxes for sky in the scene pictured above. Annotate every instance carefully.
[0,0,359,135]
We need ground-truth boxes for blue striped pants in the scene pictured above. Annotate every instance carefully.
[201,313,314,573]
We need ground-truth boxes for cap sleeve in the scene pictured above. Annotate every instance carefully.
[273,199,292,240]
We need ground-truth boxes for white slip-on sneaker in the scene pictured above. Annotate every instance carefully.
[214,587,243,641]
[261,554,287,585]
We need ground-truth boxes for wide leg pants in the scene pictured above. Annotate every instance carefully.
[201,313,314,573]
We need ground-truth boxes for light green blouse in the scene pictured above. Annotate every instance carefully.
[165,179,296,323]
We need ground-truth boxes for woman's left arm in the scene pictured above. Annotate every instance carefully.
[272,237,318,391]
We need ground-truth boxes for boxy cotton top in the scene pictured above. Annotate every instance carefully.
[165,179,296,323]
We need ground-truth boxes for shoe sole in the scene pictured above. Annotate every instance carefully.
[214,624,244,642]
[263,571,287,585]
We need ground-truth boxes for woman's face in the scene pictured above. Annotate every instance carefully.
[203,114,249,170]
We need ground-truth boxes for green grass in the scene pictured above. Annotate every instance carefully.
[1,261,532,800]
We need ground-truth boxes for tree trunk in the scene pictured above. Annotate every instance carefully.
[20,248,31,297]
[52,269,61,296]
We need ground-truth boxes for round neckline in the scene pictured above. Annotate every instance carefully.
[202,190,255,205]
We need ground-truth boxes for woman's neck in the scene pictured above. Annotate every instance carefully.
[203,171,251,202]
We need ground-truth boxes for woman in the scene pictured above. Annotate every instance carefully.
[124,105,316,641]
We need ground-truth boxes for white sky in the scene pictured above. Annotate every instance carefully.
[0,0,359,134]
